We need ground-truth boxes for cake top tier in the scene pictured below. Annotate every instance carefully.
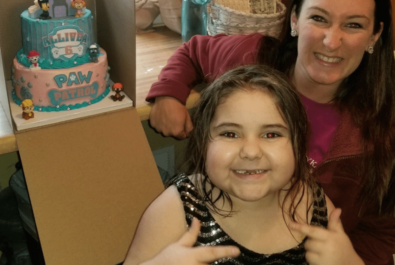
[28,0,89,19]
[19,8,97,69]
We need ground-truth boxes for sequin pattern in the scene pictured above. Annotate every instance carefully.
[175,174,328,265]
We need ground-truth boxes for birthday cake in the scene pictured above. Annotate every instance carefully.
[11,0,111,112]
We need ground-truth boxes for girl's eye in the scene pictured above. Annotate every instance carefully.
[221,132,238,138]
[311,15,326,22]
[264,132,280,139]
[347,23,362,29]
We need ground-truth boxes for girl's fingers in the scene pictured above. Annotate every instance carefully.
[178,218,201,247]
[177,218,240,263]
[304,238,325,254]
[195,246,240,263]
[289,222,327,240]
[304,250,321,265]
[327,208,344,232]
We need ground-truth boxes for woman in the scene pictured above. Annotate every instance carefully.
[146,0,395,264]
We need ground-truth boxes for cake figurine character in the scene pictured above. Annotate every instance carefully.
[71,0,86,18]
[38,0,51,20]
[21,99,35,120]
[27,50,41,70]
[111,83,125,101]
[88,44,99,63]
[28,0,40,15]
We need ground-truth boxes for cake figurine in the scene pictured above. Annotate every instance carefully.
[21,99,35,120]
[111,83,125,101]
[28,0,40,17]
[38,0,51,20]
[27,50,41,70]
[88,44,99,63]
[71,0,86,18]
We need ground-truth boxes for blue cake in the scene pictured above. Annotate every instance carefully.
[12,0,111,112]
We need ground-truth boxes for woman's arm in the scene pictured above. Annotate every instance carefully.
[146,34,262,138]
[348,207,395,265]
[146,33,262,104]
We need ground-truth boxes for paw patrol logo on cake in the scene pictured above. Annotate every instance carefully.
[43,25,87,60]
[48,71,98,106]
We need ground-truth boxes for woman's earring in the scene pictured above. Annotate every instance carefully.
[367,46,374,54]
[291,29,298,37]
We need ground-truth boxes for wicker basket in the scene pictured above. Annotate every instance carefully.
[207,0,286,38]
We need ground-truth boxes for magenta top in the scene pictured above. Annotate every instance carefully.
[299,94,340,168]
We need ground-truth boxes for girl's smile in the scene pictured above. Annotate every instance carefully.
[232,169,268,180]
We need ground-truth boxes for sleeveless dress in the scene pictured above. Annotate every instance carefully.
[174,174,328,265]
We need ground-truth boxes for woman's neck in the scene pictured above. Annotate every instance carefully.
[291,65,339,104]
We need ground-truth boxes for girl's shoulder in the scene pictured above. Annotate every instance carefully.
[126,180,187,263]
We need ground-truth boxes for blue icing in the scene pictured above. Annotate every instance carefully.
[27,82,33,88]
[20,9,96,64]
[20,76,26,83]
[12,87,111,112]
[16,48,103,69]
[48,82,99,106]
[20,86,33,99]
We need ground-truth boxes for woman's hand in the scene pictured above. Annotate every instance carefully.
[149,96,193,139]
[141,218,240,265]
[290,208,364,265]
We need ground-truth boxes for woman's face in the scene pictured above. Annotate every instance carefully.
[291,0,382,92]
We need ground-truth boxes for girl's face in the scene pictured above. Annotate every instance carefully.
[291,0,382,92]
[205,89,295,204]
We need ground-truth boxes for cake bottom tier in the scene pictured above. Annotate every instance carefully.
[12,49,111,112]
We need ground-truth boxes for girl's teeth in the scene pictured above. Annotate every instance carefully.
[235,170,265,175]
[315,53,342,63]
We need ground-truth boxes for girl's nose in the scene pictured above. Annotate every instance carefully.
[240,138,263,160]
[323,27,342,51]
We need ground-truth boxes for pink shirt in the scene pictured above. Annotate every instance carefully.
[299,94,340,168]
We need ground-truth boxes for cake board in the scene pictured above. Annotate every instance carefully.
[6,80,134,131]
[14,107,164,265]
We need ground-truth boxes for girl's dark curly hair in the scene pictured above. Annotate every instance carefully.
[181,64,315,220]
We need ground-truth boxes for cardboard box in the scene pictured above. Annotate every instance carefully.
[0,1,164,264]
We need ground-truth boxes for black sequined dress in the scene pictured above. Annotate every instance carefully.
[174,175,328,265]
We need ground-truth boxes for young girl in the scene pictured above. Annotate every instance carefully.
[124,65,362,265]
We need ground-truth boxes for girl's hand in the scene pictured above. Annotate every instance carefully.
[289,208,364,265]
[141,218,240,265]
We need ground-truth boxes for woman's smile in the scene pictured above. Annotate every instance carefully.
[314,53,343,63]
